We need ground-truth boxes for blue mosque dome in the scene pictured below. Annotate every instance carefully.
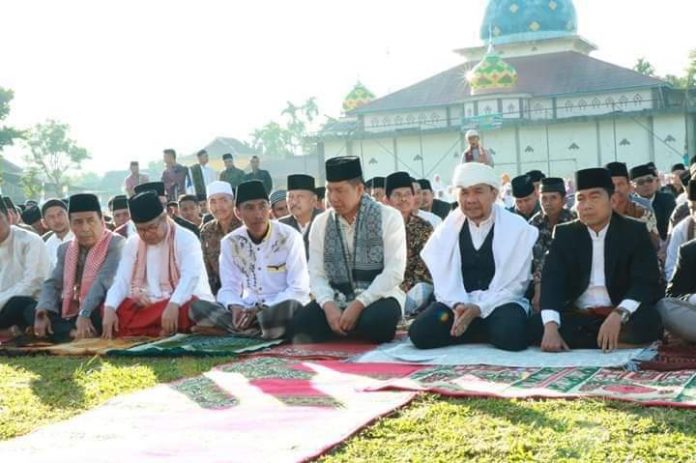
[480,0,578,45]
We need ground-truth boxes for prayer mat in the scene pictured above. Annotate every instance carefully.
[639,343,696,371]
[107,333,284,357]
[255,340,381,360]
[353,339,655,369]
[0,337,153,357]
[0,357,421,462]
[367,365,696,409]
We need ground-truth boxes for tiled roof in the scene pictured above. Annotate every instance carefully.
[351,51,666,114]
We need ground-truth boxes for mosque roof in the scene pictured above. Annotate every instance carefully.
[350,51,666,114]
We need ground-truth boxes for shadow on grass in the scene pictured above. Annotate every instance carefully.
[3,354,236,413]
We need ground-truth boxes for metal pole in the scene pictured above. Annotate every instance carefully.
[418,129,425,177]
[545,124,551,175]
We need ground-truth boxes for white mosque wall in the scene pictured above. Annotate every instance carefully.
[363,109,449,133]
[556,90,653,119]
[653,114,687,171]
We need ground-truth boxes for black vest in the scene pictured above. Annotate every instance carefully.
[459,223,496,292]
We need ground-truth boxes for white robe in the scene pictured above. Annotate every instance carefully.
[421,203,538,318]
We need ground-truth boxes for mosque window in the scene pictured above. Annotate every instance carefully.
[592,98,601,109]
[633,94,644,106]
[406,114,415,124]
[564,100,574,112]
[383,116,391,126]
[605,97,615,109]
[578,99,588,111]
[418,113,427,124]
[394,115,403,126]
[430,113,440,124]
[371,118,380,128]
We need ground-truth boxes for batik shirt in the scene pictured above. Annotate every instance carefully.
[402,214,434,292]
[530,209,575,283]
[200,217,242,294]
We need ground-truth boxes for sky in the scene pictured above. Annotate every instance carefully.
[2,0,695,173]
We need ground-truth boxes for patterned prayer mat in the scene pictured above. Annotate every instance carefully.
[255,340,381,360]
[639,343,696,371]
[107,333,284,357]
[367,364,696,408]
[0,357,421,462]
[0,338,149,357]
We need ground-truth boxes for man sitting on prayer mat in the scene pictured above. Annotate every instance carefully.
[0,196,50,339]
[292,156,407,344]
[508,174,540,221]
[42,198,74,269]
[385,171,434,316]
[664,179,696,280]
[658,239,696,342]
[528,167,663,352]
[28,194,124,342]
[200,181,242,294]
[190,180,310,339]
[279,174,321,259]
[135,182,200,238]
[408,162,538,352]
[102,191,214,338]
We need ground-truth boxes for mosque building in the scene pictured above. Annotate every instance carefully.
[318,0,695,183]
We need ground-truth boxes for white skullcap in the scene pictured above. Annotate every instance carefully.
[452,162,499,190]
[465,129,479,139]
[206,181,234,198]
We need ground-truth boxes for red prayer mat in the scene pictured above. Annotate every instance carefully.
[0,357,422,462]
[366,364,696,409]
[639,343,696,371]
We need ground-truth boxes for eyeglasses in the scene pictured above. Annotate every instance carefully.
[135,219,163,235]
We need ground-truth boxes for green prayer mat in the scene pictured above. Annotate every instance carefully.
[107,333,283,357]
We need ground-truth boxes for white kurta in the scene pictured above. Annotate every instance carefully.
[309,203,407,309]
[45,231,74,269]
[0,226,50,311]
[105,224,214,309]
[217,221,310,309]
[665,217,692,280]
[186,164,217,194]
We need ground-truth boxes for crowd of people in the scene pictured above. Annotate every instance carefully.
[1,143,695,354]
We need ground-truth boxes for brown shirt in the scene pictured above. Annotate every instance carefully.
[200,217,242,294]
[402,214,433,292]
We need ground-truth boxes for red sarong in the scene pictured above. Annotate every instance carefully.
[116,298,193,337]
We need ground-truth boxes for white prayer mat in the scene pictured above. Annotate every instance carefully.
[352,339,655,369]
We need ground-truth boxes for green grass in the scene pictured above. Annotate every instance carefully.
[2,357,696,462]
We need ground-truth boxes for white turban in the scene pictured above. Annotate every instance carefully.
[206,181,234,198]
[452,162,499,190]
[465,129,479,139]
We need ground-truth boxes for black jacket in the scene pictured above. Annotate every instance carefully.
[666,239,696,299]
[541,213,662,312]
[278,209,321,258]
[429,198,453,221]
[652,191,677,240]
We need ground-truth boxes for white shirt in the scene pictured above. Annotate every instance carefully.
[665,217,692,281]
[105,224,214,309]
[0,226,50,311]
[45,231,74,270]
[541,224,640,326]
[417,209,442,229]
[309,203,407,309]
[466,214,495,250]
[217,221,310,309]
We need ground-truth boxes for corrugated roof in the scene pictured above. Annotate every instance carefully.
[351,51,666,114]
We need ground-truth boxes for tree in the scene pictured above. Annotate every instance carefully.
[251,97,320,158]
[251,121,293,158]
[633,57,655,76]
[25,119,90,197]
[21,165,44,199]
[0,87,23,152]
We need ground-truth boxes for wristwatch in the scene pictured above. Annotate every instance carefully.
[78,309,91,319]
[612,307,631,324]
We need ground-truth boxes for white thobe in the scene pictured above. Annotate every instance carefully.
[0,226,50,311]
[217,222,310,309]
[105,224,214,309]
[45,231,74,269]
[309,203,407,309]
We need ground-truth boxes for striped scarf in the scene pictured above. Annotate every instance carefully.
[61,229,114,318]
[130,219,180,303]
[323,194,384,302]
